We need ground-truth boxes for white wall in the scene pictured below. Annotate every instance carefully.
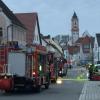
[94,35,99,63]
[0,11,26,46]
[46,38,63,55]
[13,25,26,46]
[72,32,79,43]
[41,38,47,47]
[33,20,40,44]
[0,11,11,43]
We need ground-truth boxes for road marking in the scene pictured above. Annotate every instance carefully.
[57,68,88,82]
[62,78,88,81]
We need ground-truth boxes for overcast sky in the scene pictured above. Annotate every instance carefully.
[3,0,100,37]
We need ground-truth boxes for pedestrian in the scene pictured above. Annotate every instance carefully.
[64,62,68,76]
[88,64,94,80]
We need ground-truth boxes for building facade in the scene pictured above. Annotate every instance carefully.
[15,13,41,45]
[54,34,69,44]
[94,33,100,64]
[67,12,94,66]
[0,0,26,46]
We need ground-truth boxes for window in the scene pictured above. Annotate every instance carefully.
[74,21,76,25]
[38,54,46,72]
[83,44,90,49]
[0,27,3,37]
[83,44,90,53]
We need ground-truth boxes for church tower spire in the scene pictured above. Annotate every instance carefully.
[71,12,79,44]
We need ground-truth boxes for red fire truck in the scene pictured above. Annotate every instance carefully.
[0,42,50,93]
[0,45,7,73]
[47,52,57,83]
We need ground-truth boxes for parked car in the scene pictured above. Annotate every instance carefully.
[88,64,100,80]
[94,64,100,72]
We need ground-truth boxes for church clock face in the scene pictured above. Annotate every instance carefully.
[74,20,77,25]
[73,19,78,27]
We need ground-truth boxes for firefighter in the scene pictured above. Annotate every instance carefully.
[88,64,95,80]
[63,62,68,76]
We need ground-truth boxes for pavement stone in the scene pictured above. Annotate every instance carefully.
[79,81,100,100]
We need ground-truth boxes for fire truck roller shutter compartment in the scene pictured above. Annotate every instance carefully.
[8,52,26,76]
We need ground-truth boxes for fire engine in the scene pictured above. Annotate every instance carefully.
[47,52,57,83]
[0,42,50,93]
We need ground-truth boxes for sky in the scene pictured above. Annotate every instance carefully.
[2,0,100,37]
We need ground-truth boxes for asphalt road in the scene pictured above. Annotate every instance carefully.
[0,67,87,100]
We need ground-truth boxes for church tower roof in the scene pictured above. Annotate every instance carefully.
[72,12,78,19]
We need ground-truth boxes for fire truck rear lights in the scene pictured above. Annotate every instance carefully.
[4,76,7,79]
[32,72,36,75]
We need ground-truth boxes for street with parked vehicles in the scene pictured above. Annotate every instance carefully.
[0,67,87,100]
[0,0,100,100]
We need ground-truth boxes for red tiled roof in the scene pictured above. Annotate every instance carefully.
[76,36,93,44]
[82,36,91,44]
[15,13,37,44]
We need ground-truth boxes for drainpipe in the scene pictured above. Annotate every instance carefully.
[6,24,13,73]
[7,24,13,43]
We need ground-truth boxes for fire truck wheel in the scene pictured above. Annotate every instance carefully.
[5,90,12,93]
[35,85,41,93]
[45,83,49,89]
[25,84,32,91]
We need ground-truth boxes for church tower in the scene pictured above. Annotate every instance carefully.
[71,12,79,44]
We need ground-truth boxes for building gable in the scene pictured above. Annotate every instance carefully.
[82,31,91,37]
[0,0,25,28]
[34,19,41,44]
[15,13,41,45]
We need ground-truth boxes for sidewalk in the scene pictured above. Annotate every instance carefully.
[79,81,100,100]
